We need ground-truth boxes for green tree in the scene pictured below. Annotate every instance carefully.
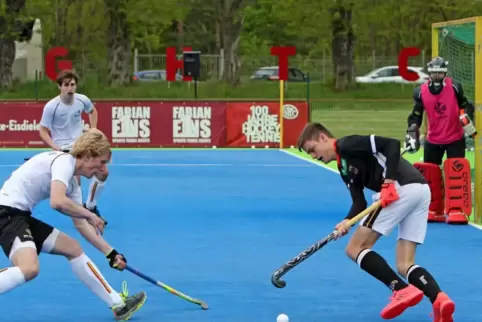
[8,0,482,88]
[0,0,30,89]
[105,0,191,85]
[214,0,251,86]
[331,0,355,91]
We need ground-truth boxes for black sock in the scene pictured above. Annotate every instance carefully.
[407,265,441,303]
[357,249,408,291]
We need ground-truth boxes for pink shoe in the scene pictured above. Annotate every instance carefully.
[431,292,455,322]
[380,284,424,319]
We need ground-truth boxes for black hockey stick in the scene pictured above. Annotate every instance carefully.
[271,201,381,288]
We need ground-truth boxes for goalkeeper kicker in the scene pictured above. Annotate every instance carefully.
[404,56,476,224]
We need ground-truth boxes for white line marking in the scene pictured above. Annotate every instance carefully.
[279,149,338,173]
[112,163,233,167]
[279,149,482,232]
[0,163,312,168]
[469,222,482,230]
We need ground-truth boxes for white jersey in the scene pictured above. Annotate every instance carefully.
[39,93,94,149]
[0,151,82,212]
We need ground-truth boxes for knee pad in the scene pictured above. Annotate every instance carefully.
[413,162,444,217]
[8,237,37,261]
[443,158,472,217]
[40,228,61,254]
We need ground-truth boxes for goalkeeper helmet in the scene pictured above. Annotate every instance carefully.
[427,57,448,94]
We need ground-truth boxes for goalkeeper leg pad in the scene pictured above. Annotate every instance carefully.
[413,162,445,222]
[443,158,471,224]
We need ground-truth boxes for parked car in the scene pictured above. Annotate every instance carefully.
[356,66,429,84]
[250,66,307,82]
[133,70,183,82]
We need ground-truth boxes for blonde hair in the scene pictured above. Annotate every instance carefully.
[70,131,111,159]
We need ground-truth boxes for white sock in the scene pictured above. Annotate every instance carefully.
[0,267,26,293]
[70,253,123,307]
[86,176,106,209]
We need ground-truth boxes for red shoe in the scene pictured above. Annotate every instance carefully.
[428,211,446,223]
[446,212,468,225]
[431,292,455,322]
[380,284,424,319]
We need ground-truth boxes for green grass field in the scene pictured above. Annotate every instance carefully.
[309,100,412,140]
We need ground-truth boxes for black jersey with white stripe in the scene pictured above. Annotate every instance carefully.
[335,135,426,219]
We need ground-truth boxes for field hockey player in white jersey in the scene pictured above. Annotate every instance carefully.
[39,69,108,225]
[0,131,146,320]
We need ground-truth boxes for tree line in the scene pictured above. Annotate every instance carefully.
[0,0,481,89]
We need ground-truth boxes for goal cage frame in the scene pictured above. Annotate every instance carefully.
[431,16,482,224]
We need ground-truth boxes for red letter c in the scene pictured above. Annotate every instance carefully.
[398,47,421,82]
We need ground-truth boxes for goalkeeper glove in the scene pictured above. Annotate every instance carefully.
[403,124,420,153]
[460,113,477,138]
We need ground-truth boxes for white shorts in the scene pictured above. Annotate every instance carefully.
[359,183,430,244]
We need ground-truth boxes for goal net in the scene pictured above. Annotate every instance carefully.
[436,23,476,101]
[432,17,482,223]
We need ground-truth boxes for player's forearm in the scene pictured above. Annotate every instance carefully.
[72,217,112,254]
[89,108,98,128]
[407,113,422,128]
[39,128,60,150]
[345,188,367,220]
[453,80,468,109]
[51,197,94,220]
[461,101,475,119]
[408,88,424,127]
[407,102,424,128]
[344,201,367,220]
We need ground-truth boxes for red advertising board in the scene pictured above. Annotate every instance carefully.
[226,101,309,147]
[94,101,227,147]
[0,100,308,148]
[0,102,47,147]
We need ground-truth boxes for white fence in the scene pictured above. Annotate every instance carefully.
[132,49,427,82]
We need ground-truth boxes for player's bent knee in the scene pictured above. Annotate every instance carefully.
[19,261,40,281]
[63,238,83,259]
[345,226,381,261]
[10,246,40,281]
[48,232,84,260]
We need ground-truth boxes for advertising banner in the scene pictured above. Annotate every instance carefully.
[0,100,308,148]
[0,102,51,147]
[225,101,309,147]
[98,101,227,147]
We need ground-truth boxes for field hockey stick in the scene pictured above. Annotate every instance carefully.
[271,200,382,288]
[125,264,209,310]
